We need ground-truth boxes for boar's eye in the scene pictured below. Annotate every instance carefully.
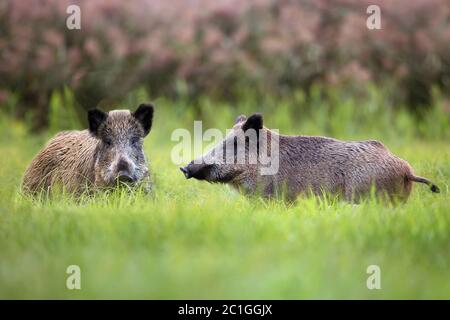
[131,137,141,147]
[103,138,112,147]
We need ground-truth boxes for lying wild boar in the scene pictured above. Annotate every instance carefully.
[22,104,154,195]
[181,113,439,202]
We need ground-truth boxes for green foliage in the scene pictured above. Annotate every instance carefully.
[0,92,449,299]
[48,87,80,133]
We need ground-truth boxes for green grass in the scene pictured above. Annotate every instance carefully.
[0,95,449,299]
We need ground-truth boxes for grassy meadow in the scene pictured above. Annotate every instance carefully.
[0,90,449,299]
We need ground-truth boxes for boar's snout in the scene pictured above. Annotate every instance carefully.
[180,166,191,179]
[180,161,212,180]
[117,173,136,183]
[114,158,137,184]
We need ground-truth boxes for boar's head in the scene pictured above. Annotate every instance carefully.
[88,104,153,188]
[181,113,268,185]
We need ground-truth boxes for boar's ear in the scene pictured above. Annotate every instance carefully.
[133,103,154,136]
[88,108,107,136]
[242,113,263,132]
[235,114,247,124]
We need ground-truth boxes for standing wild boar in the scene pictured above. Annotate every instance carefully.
[180,113,440,202]
[22,104,154,195]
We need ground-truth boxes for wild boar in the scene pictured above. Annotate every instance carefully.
[180,113,439,202]
[22,104,154,195]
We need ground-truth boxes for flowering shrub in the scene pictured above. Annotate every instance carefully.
[0,0,449,128]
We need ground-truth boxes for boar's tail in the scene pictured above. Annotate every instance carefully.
[408,175,440,193]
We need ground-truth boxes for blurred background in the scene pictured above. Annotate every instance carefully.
[0,0,449,136]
